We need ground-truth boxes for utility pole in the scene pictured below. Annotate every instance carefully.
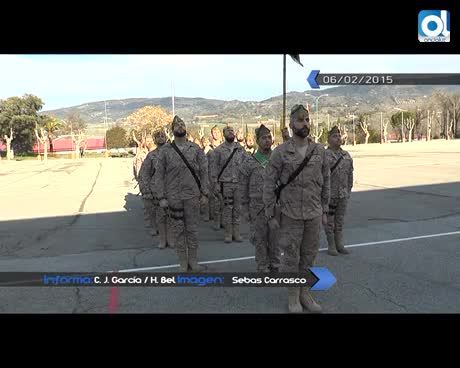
[172,81,175,117]
[104,101,109,157]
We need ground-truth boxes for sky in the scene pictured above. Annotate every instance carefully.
[0,54,459,110]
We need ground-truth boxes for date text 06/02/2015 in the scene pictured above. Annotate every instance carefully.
[321,75,394,85]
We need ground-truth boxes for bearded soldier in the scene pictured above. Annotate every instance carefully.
[324,126,353,256]
[155,116,209,271]
[239,124,280,272]
[263,104,330,313]
[210,126,246,243]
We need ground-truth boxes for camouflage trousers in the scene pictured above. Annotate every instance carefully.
[207,192,215,220]
[143,198,157,230]
[167,196,200,252]
[221,182,241,225]
[249,203,280,271]
[278,213,321,273]
[212,192,222,224]
[324,197,348,246]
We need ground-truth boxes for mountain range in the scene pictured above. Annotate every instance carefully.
[44,85,460,124]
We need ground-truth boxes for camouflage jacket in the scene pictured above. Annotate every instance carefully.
[325,147,353,199]
[138,146,164,199]
[239,151,271,206]
[263,138,330,220]
[210,141,247,185]
[154,141,209,201]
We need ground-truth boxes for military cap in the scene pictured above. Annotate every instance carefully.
[255,124,271,140]
[171,115,184,129]
[223,126,234,134]
[328,125,341,138]
[290,104,309,117]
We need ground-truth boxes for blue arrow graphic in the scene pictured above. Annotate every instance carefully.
[307,70,320,89]
[309,267,336,291]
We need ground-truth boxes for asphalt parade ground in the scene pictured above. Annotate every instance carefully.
[0,140,459,313]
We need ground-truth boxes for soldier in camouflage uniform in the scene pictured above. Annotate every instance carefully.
[263,104,330,313]
[135,137,154,229]
[139,130,170,247]
[210,126,246,243]
[239,124,280,272]
[200,136,212,221]
[155,116,209,271]
[324,126,353,256]
[208,125,223,227]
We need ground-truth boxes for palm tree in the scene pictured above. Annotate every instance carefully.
[40,115,62,152]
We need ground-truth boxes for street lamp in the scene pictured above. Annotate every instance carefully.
[305,93,329,137]
[394,107,407,143]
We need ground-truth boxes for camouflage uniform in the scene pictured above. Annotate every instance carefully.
[155,140,209,265]
[208,139,221,227]
[263,137,330,273]
[139,150,158,233]
[324,147,353,254]
[239,150,280,271]
[210,140,246,242]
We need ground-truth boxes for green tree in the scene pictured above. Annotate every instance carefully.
[39,115,62,152]
[0,94,44,154]
[391,110,415,141]
[106,126,128,149]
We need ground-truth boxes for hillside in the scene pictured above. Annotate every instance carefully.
[44,85,460,124]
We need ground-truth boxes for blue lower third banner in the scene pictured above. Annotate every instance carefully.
[0,270,336,290]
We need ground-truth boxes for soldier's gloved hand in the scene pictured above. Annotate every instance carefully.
[268,217,280,231]
[213,184,222,199]
[322,213,328,226]
[200,194,209,206]
[159,199,169,208]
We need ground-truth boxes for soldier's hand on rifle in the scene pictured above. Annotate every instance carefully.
[268,216,280,231]
[213,183,221,198]
[159,199,169,208]
[200,194,208,206]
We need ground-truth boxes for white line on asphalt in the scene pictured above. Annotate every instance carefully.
[116,230,460,272]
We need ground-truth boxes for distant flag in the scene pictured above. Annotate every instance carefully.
[289,54,303,67]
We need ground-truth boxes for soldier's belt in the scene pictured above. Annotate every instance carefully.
[328,204,337,216]
[168,206,184,220]
[223,197,234,206]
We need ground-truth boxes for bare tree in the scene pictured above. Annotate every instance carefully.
[310,122,323,143]
[359,118,370,144]
[434,92,460,139]
[405,118,416,143]
[341,125,349,145]
[383,119,390,143]
[35,127,48,162]
[447,118,454,140]
[3,127,14,160]
[426,110,435,141]
[71,131,86,160]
